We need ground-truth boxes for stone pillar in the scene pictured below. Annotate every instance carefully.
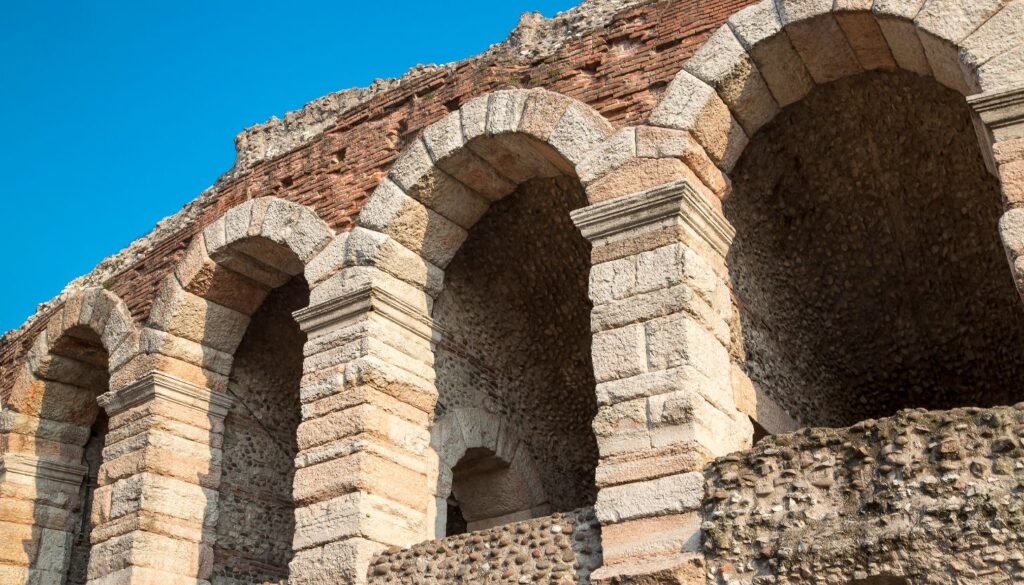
[970,86,1024,297]
[0,414,89,585]
[290,271,438,585]
[85,372,233,585]
[571,180,753,583]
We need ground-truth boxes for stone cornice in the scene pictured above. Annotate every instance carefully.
[97,371,235,417]
[968,85,1024,140]
[294,282,441,344]
[570,179,735,257]
[0,453,87,486]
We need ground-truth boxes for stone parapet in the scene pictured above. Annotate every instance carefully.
[704,403,1024,584]
[366,508,602,584]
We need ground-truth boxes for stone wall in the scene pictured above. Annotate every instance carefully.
[213,278,307,584]
[433,175,598,512]
[726,71,1022,427]
[703,404,1024,584]
[367,508,602,584]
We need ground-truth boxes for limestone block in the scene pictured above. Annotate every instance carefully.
[877,16,932,74]
[586,157,704,205]
[435,145,517,202]
[594,472,704,524]
[588,255,638,305]
[174,235,270,315]
[591,323,648,383]
[728,0,815,107]
[873,0,927,19]
[340,227,444,296]
[292,450,427,511]
[999,207,1024,258]
[296,404,428,455]
[648,70,749,171]
[454,407,500,454]
[684,25,780,135]
[137,328,233,376]
[292,492,423,552]
[146,276,250,354]
[916,0,1008,93]
[387,137,434,193]
[260,197,335,263]
[223,199,254,245]
[459,95,489,141]
[592,398,648,439]
[834,8,898,70]
[106,473,215,527]
[421,110,464,162]
[599,512,702,565]
[644,312,730,380]
[485,90,530,135]
[577,127,637,186]
[635,126,729,196]
[87,530,205,579]
[548,101,615,167]
[782,10,863,83]
[304,231,350,287]
[519,89,573,139]
[289,537,385,585]
[959,0,1024,85]
[976,44,1024,91]
[595,365,726,407]
[466,133,562,184]
[592,284,729,346]
[357,178,468,268]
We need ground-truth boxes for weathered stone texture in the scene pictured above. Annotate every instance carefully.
[704,404,1024,584]
[212,278,307,585]
[433,176,598,513]
[726,71,1021,427]
[366,508,602,584]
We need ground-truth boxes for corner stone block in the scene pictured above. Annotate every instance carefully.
[648,70,749,171]
[357,178,468,268]
[683,25,780,135]
[959,0,1024,86]
[728,0,815,107]
[594,472,704,524]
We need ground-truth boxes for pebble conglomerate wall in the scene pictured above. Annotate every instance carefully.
[704,404,1024,584]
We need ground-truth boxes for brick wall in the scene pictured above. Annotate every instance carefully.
[0,0,759,399]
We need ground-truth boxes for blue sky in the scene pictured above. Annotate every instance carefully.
[0,0,579,334]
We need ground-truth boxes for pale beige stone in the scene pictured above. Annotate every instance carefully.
[684,25,780,135]
[648,70,749,171]
[594,472,704,524]
[728,0,816,107]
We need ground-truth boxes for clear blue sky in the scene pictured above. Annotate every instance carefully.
[0,0,579,334]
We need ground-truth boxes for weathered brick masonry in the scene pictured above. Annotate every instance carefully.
[0,0,756,387]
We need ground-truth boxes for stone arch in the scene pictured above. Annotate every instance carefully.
[1,287,138,584]
[139,196,340,584]
[642,0,1024,177]
[286,88,612,582]
[429,407,549,536]
[6,286,137,424]
[144,196,337,383]
[354,87,614,270]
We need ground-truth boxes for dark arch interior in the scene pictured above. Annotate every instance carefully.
[213,276,307,583]
[726,70,1024,427]
[432,174,598,525]
[43,327,110,585]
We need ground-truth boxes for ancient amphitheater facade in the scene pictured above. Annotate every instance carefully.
[3,0,1024,583]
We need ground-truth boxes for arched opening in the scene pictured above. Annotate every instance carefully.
[35,325,112,585]
[430,155,598,536]
[210,275,307,583]
[726,70,1024,427]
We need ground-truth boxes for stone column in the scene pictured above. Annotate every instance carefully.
[289,270,439,585]
[970,86,1024,297]
[0,414,89,585]
[571,180,753,583]
[85,372,233,585]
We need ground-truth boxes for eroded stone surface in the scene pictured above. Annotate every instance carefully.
[727,71,1021,427]
[367,509,602,584]
[704,404,1024,584]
